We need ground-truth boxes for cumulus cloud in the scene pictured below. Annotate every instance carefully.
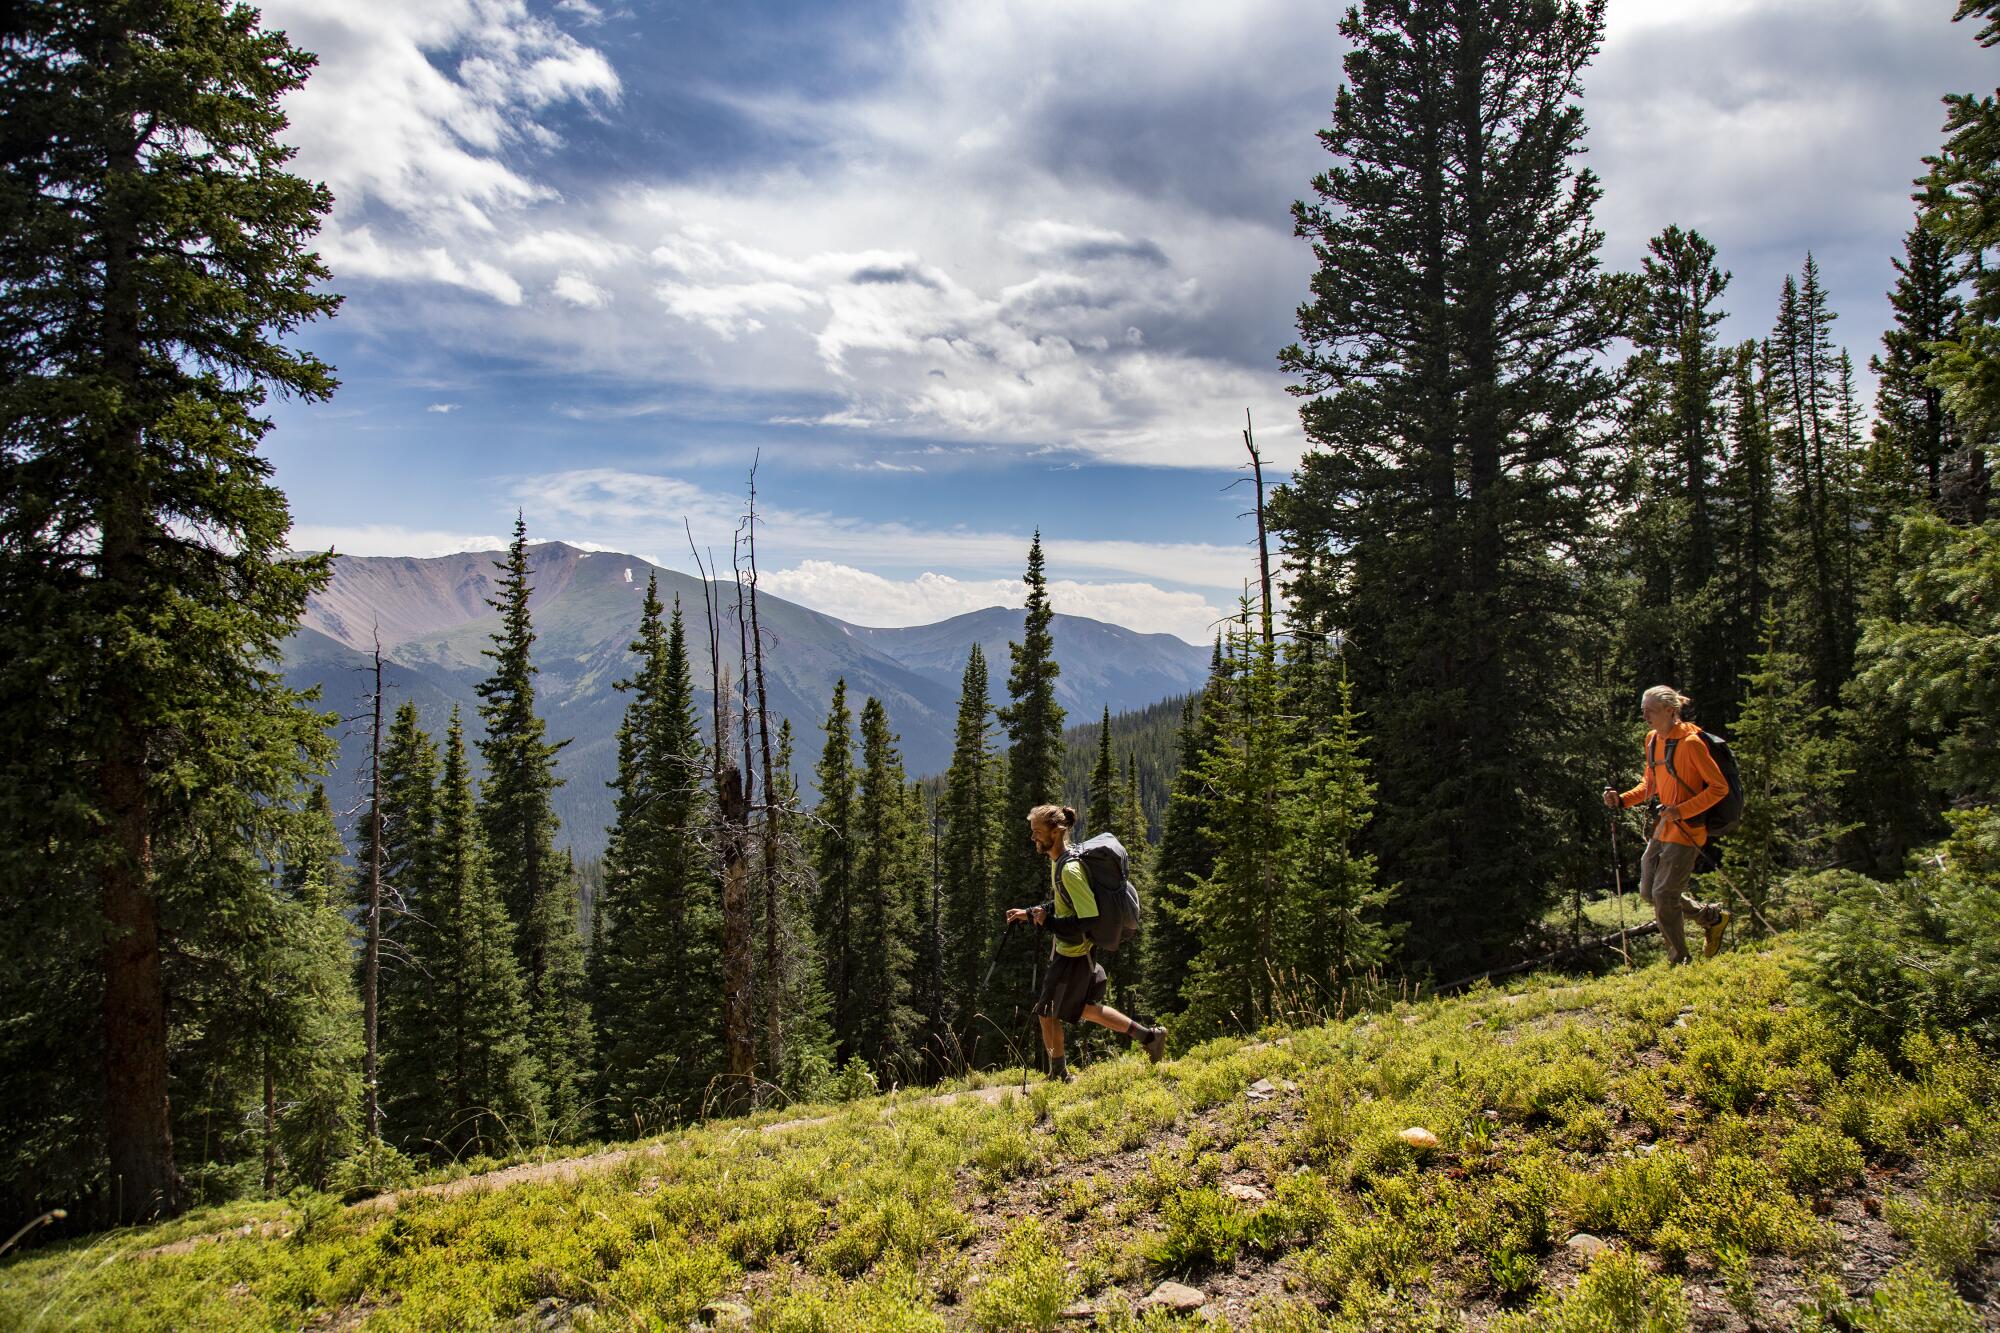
[267,0,618,296]
[758,559,1227,642]
[267,0,1979,468]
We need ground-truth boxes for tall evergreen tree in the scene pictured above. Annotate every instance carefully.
[1873,219,1965,508]
[767,719,838,1100]
[940,646,1002,1054]
[1146,659,1227,1017]
[994,535,1066,1035]
[593,582,721,1132]
[1917,5,2000,518]
[0,0,341,1220]
[1087,705,1119,836]
[850,697,921,1076]
[374,703,444,1148]
[1182,612,1290,1034]
[1616,225,1735,712]
[261,785,363,1194]
[1766,256,1863,708]
[812,678,860,1059]
[431,710,542,1157]
[1280,662,1396,1012]
[474,516,592,1137]
[1714,339,1780,722]
[1271,0,1620,976]
[1722,622,1854,932]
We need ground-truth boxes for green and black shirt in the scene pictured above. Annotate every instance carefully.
[1037,856,1098,959]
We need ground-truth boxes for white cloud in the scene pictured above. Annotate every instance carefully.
[288,523,508,557]
[513,466,1255,591]
[426,401,461,413]
[758,559,1226,642]
[552,272,612,307]
[266,0,1976,469]
[267,0,618,293]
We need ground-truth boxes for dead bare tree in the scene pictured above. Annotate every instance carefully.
[363,628,385,1145]
[687,522,757,1104]
[1243,409,1275,647]
[744,459,785,1093]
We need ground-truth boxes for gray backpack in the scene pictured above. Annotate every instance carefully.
[1058,834,1142,953]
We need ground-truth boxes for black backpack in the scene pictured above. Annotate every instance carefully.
[1058,834,1142,954]
[1661,730,1744,841]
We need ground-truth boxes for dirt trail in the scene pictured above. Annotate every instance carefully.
[136,1082,1034,1258]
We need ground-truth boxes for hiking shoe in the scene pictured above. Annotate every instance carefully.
[1704,911,1731,959]
[1048,1057,1073,1083]
[1140,1024,1168,1065]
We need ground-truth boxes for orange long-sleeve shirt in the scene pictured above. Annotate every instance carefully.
[1620,721,1726,847]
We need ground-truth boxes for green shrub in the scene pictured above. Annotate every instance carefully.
[1152,1186,1252,1270]
[1887,1195,1992,1280]
[1800,811,2000,1053]
[1494,1250,1689,1333]
[831,1055,880,1103]
[1778,1125,1864,1197]
[1800,1264,1983,1333]
[603,1236,738,1326]
[969,1219,1076,1332]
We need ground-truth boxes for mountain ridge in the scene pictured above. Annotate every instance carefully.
[284,542,1212,858]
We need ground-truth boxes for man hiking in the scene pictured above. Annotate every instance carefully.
[1005,803,1166,1081]
[1603,685,1733,964]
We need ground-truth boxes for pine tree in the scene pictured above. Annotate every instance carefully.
[1280,664,1396,1012]
[1108,753,1153,1018]
[1271,0,1619,977]
[431,710,542,1157]
[1182,611,1291,1035]
[1917,9,2000,517]
[1767,257,1863,709]
[812,678,860,1059]
[1146,663,1227,1017]
[994,535,1066,1033]
[475,516,593,1137]
[940,646,1002,1055]
[850,697,921,1075]
[767,720,838,1100]
[261,785,363,1194]
[1616,225,1735,711]
[0,0,341,1221]
[374,703,443,1146]
[1722,621,1854,932]
[593,582,722,1132]
[1088,706,1118,836]
[1873,219,1965,508]
[1714,339,1780,725]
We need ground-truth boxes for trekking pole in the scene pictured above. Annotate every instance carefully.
[979,919,1017,997]
[1608,798,1630,968]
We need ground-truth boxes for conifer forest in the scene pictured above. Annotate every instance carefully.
[4,2,2000,1328]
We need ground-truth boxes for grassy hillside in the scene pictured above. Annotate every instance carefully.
[5,944,1994,1330]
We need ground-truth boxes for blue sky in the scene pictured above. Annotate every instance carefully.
[263,0,1990,642]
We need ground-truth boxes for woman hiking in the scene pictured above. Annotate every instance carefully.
[1602,686,1733,964]
[1005,804,1166,1081]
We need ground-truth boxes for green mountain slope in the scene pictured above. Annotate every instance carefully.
[11,944,1992,1329]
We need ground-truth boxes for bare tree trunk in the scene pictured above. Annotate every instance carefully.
[690,523,757,1104]
[716,663,757,1102]
[364,633,384,1145]
[263,1047,277,1198]
[745,464,784,1091]
[99,96,178,1224]
[1243,410,1274,647]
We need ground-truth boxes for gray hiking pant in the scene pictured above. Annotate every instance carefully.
[1638,837,1724,965]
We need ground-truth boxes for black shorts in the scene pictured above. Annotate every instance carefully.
[1033,947,1107,1024]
